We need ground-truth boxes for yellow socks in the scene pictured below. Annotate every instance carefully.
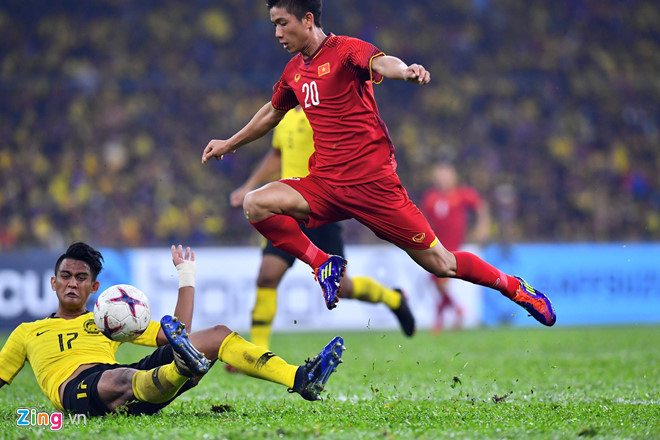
[132,363,188,404]
[219,332,297,388]
[351,276,401,310]
[251,287,277,350]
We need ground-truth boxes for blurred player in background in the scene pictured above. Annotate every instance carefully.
[0,242,343,416]
[420,161,491,332]
[230,106,415,350]
[202,0,555,327]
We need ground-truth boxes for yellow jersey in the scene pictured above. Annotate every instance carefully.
[273,108,315,179]
[0,312,160,410]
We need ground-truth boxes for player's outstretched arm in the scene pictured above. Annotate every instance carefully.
[156,245,196,346]
[371,55,430,84]
[202,102,287,164]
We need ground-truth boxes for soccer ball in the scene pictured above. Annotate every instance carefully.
[94,284,151,342]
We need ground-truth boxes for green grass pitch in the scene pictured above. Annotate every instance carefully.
[1,325,658,439]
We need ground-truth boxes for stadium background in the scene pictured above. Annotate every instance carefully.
[1,0,659,331]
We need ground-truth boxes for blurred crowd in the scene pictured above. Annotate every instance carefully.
[1,0,659,250]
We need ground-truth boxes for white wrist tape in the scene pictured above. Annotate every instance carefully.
[176,260,196,288]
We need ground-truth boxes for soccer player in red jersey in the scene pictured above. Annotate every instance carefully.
[202,0,556,327]
[420,161,491,331]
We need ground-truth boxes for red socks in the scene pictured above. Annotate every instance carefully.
[453,251,519,298]
[251,215,329,268]
[250,217,519,298]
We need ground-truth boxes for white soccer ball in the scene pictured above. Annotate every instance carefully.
[93,284,151,342]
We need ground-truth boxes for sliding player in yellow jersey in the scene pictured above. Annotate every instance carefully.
[230,107,415,351]
[0,242,344,416]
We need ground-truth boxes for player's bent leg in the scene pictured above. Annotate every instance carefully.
[289,336,346,401]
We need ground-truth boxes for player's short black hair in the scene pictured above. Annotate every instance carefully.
[54,242,104,281]
[267,0,322,28]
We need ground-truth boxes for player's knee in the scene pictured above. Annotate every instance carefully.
[243,190,267,219]
[211,324,232,341]
[242,190,256,211]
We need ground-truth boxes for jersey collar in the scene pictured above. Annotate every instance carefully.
[304,33,334,67]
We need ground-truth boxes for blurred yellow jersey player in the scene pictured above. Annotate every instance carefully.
[229,107,416,351]
[274,106,316,179]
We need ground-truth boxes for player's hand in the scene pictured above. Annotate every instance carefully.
[171,244,195,267]
[202,139,234,164]
[229,185,251,208]
[404,64,430,85]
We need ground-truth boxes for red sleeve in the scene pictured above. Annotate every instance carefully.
[336,36,384,84]
[271,77,299,111]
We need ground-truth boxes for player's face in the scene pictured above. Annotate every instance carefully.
[51,258,100,310]
[433,164,458,191]
[270,7,312,54]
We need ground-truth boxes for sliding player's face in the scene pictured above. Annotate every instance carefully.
[270,7,312,54]
[51,258,100,310]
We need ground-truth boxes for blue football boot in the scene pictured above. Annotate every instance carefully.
[161,315,211,376]
[290,336,345,401]
[314,255,347,310]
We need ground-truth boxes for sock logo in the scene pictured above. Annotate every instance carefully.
[255,352,276,370]
[152,367,167,392]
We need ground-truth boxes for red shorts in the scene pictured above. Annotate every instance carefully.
[281,173,437,250]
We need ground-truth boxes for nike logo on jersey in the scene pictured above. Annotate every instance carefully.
[36,330,50,336]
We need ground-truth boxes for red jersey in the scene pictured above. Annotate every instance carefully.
[420,186,483,252]
[271,34,397,186]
